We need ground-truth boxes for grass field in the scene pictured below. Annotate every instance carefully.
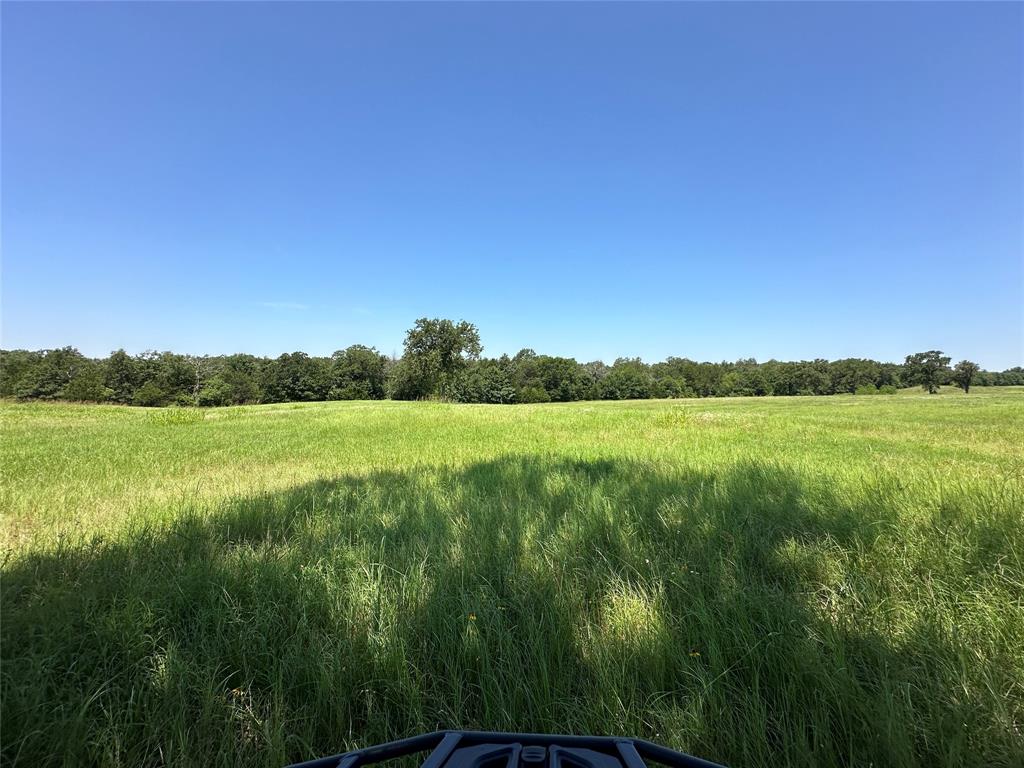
[2,389,1023,767]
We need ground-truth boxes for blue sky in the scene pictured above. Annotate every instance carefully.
[2,2,1021,368]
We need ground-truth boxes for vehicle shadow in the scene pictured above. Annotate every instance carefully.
[2,457,1018,768]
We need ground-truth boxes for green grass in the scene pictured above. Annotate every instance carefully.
[2,389,1023,767]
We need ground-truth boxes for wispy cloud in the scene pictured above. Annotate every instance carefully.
[259,301,309,310]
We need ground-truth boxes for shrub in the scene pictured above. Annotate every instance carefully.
[878,384,898,395]
[854,384,878,395]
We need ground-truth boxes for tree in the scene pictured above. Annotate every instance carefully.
[197,376,233,406]
[133,380,167,407]
[330,345,388,400]
[988,367,1024,386]
[217,355,262,404]
[0,350,42,397]
[830,358,882,394]
[517,355,590,402]
[729,361,770,396]
[260,352,329,402]
[599,358,655,400]
[387,357,432,400]
[400,318,482,399]
[14,347,88,400]
[951,360,979,394]
[453,358,516,403]
[144,352,198,403]
[903,351,951,394]
[187,356,210,403]
[791,363,831,396]
[63,361,113,402]
[104,350,141,404]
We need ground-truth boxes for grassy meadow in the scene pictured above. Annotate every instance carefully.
[2,388,1023,767]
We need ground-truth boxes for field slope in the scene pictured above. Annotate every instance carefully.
[2,390,1023,767]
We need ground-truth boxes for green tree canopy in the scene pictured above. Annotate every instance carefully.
[951,360,980,394]
[399,318,482,399]
[903,351,951,394]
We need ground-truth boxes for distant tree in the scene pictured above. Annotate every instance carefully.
[951,360,980,394]
[653,357,709,396]
[330,345,388,400]
[104,350,141,404]
[218,355,263,404]
[387,357,432,400]
[149,353,199,402]
[731,361,770,396]
[134,350,163,388]
[197,376,233,406]
[133,380,167,407]
[63,361,113,402]
[529,356,590,402]
[453,358,516,403]
[904,351,951,394]
[582,360,610,391]
[991,367,1024,386]
[583,360,609,380]
[649,359,695,397]
[14,347,88,400]
[0,350,42,397]
[831,358,882,394]
[187,356,211,403]
[717,371,740,397]
[599,358,655,400]
[517,385,551,403]
[791,363,830,396]
[878,363,903,390]
[400,318,482,399]
[261,352,329,402]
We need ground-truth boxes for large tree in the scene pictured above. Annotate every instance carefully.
[399,318,482,399]
[951,360,980,394]
[903,350,951,394]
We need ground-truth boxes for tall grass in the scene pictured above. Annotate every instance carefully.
[2,390,1022,767]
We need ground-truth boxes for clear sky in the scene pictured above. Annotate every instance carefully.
[2,2,1021,369]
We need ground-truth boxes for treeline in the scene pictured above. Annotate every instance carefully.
[0,346,387,407]
[1,318,1019,407]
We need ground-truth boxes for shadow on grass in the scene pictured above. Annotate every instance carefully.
[2,457,1019,768]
